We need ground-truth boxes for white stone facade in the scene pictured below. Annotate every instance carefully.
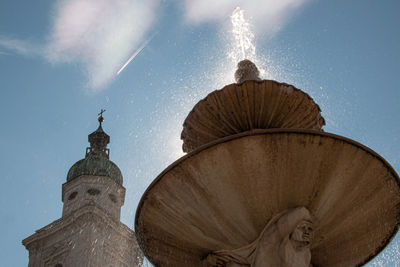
[23,175,143,267]
[62,176,125,221]
[23,204,143,267]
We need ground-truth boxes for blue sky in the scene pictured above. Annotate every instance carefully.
[1,0,400,266]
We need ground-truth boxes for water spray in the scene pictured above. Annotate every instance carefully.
[228,7,256,64]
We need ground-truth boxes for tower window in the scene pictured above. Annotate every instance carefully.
[68,191,78,200]
[87,188,100,196]
[109,193,117,203]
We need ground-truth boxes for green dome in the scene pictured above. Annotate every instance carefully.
[67,154,123,185]
[66,114,123,185]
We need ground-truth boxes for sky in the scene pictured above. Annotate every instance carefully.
[1,0,400,266]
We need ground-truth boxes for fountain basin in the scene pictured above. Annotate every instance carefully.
[136,129,400,266]
[181,80,325,153]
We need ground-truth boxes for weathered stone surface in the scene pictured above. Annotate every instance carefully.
[181,80,325,153]
[62,175,125,221]
[23,205,143,267]
[203,207,313,267]
[136,129,400,267]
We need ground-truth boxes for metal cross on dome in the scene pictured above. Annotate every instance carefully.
[98,109,106,125]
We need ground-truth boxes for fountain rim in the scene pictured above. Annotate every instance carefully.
[135,128,400,266]
[181,79,326,152]
[182,78,325,126]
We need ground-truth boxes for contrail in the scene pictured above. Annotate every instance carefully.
[117,34,155,75]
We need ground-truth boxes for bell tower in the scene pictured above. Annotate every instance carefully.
[23,112,143,267]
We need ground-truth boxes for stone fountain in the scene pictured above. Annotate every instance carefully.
[135,60,400,266]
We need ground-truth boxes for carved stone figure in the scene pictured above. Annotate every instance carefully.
[203,207,313,267]
[234,59,261,83]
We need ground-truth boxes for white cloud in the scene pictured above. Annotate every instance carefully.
[0,0,310,92]
[0,36,41,57]
[182,0,310,35]
[46,0,159,91]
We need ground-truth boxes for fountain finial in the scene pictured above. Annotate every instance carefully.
[234,59,261,83]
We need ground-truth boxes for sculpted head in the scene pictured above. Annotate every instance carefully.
[203,207,314,267]
[234,59,261,83]
[290,220,313,247]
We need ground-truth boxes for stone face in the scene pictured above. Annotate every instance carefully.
[204,207,313,267]
[181,80,325,153]
[136,130,400,267]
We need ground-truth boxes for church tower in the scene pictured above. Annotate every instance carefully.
[23,112,143,267]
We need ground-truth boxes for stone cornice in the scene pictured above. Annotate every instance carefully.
[22,204,136,250]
